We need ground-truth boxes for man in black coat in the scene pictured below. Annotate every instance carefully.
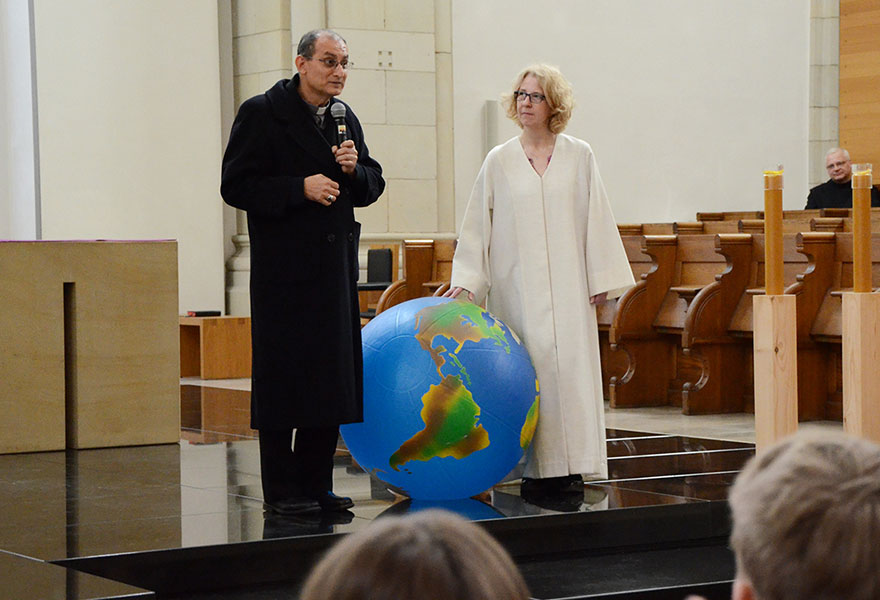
[221,30,385,515]
[806,147,880,209]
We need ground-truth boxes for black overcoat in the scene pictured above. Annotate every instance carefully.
[220,76,384,429]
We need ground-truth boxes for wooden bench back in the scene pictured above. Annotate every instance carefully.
[653,234,728,332]
[697,209,825,222]
[810,233,880,342]
[596,235,648,329]
[726,233,825,338]
[618,223,675,235]
[431,240,456,282]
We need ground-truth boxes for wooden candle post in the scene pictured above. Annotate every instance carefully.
[852,164,873,293]
[843,164,880,443]
[753,166,797,452]
[763,168,784,295]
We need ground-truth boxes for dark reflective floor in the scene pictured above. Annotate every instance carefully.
[0,384,755,599]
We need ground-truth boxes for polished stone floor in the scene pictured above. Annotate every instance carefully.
[0,380,842,599]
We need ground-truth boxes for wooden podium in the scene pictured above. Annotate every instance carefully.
[0,241,180,453]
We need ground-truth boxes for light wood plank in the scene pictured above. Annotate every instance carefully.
[753,295,798,453]
[842,292,880,443]
[841,0,880,172]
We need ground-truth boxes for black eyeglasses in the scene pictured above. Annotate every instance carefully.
[514,90,546,104]
[307,57,353,71]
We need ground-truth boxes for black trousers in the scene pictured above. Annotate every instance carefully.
[258,426,339,504]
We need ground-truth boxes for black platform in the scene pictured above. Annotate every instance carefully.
[0,385,754,599]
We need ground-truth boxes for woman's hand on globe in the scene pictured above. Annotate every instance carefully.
[443,286,475,303]
[589,292,607,305]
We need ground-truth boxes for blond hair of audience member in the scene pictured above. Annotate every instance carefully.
[298,509,530,600]
[503,63,574,134]
[727,431,880,600]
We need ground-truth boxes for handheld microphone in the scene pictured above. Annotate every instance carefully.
[330,103,348,146]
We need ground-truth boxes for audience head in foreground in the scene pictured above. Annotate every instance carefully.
[728,431,880,600]
[298,509,531,600]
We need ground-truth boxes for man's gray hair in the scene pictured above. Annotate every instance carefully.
[297,29,347,58]
[826,147,851,161]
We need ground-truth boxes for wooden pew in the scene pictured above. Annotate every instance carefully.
[672,221,742,234]
[649,234,752,413]
[739,215,824,234]
[618,223,674,235]
[602,213,880,418]
[374,239,456,316]
[597,234,657,401]
[605,235,677,408]
[697,210,763,222]
[697,209,826,223]
[716,232,837,419]
[673,234,753,414]
[809,208,880,233]
[807,232,880,419]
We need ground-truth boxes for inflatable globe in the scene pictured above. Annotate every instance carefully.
[341,297,539,500]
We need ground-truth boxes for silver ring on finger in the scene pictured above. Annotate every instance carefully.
[327,195,335,202]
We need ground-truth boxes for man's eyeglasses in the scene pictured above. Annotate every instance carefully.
[514,90,546,104]
[307,57,352,71]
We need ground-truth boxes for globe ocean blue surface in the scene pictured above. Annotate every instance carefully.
[341,297,539,500]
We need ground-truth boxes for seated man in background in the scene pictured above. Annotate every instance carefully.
[805,147,880,209]
[689,431,880,600]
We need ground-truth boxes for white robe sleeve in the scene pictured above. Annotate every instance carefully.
[450,155,494,304]
[584,151,635,299]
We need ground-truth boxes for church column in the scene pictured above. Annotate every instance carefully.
[808,1,839,188]
[435,0,455,233]
[0,0,40,240]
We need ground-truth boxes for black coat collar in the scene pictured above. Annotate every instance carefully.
[266,75,343,177]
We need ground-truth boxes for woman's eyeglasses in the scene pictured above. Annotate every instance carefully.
[514,91,546,104]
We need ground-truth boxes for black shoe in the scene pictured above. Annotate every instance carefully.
[521,475,583,498]
[310,491,354,511]
[263,496,322,516]
[522,492,584,512]
[561,474,584,494]
[520,477,550,497]
[320,509,355,525]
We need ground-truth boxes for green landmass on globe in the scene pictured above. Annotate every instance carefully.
[388,301,539,471]
[388,374,489,471]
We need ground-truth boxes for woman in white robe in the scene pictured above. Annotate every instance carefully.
[445,64,634,500]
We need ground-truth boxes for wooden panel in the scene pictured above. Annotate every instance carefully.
[179,316,252,379]
[842,293,880,443]
[753,295,799,453]
[0,245,66,452]
[840,0,880,171]
[431,240,456,282]
[0,241,179,453]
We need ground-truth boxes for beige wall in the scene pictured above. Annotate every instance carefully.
[32,0,226,313]
[452,0,812,225]
[328,0,445,237]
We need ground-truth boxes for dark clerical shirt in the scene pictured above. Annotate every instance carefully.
[806,179,880,209]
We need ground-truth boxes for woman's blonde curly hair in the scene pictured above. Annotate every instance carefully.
[504,64,574,134]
